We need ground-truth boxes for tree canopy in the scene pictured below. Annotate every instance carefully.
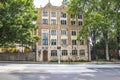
[68,0,120,60]
[0,0,37,47]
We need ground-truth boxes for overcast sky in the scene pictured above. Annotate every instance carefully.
[34,0,63,8]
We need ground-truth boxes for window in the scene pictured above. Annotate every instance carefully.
[42,11,48,16]
[61,39,67,45]
[42,19,48,24]
[61,12,66,18]
[71,14,75,18]
[72,40,76,45]
[42,33,48,45]
[61,20,66,25]
[61,30,67,35]
[80,50,85,56]
[72,31,76,36]
[71,21,75,25]
[51,19,56,25]
[72,50,77,55]
[62,50,68,56]
[51,50,57,56]
[78,21,83,26]
[78,15,82,19]
[51,39,56,45]
[51,30,56,35]
[51,12,56,17]
[80,40,84,45]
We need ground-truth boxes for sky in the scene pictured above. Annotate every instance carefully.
[34,0,63,8]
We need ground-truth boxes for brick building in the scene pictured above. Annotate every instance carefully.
[36,1,89,62]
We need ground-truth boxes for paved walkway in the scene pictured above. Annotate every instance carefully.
[0,61,120,64]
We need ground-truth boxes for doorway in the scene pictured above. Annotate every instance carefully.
[43,50,48,61]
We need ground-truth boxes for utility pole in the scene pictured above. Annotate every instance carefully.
[36,29,39,61]
[57,13,61,64]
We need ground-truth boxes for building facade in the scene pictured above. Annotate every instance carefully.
[36,2,89,62]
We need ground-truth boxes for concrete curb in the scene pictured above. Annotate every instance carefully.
[0,61,120,64]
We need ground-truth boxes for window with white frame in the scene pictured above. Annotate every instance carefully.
[62,50,68,56]
[71,31,76,36]
[78,15,82,19]
[51,50,57,56]
[61,12,66,18]
[78,21,83,26]
[61,30,67,35]
[42,33,48,45]
[51,12,56,17]
[80,40,84,45]
[72,50,77,55]
[51,39,56,45]
[61,39,67,45]
[42,19,48,24]
[71,21,75,25]
[42,11,48,16]
[51,19,56,25]
[61,20,66,25]
[71,14,75,18]
[72,40,77,45]
[51,30,56,35]
[80,50,85,56]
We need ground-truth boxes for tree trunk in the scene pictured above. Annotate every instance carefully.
[88,39,91,61]
[104,32,109,61]
[105,39,109,61]
[103,31,110,61]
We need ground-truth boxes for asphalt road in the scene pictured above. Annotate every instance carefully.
[0,63,120,80]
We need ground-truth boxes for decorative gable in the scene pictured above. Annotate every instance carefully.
[59,4,67,10]
[44,3,53,9]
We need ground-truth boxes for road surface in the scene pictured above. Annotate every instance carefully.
[0,63,120,80]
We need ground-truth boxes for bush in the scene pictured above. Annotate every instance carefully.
[73,59,88,62]
[61,60,69,62]
[24,48,31,53]
[1,48,7,53]
[49,60,58,62]
[9,48,16,53]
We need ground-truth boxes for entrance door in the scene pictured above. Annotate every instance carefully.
[43,50,48,61]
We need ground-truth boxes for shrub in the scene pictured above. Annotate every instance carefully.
[49,60,58,62]
[73,59,88,62]
[24,48,31,53]
[9,48,16,53]
[1,48,7,53]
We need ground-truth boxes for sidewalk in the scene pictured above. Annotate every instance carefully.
[0,61,120,64]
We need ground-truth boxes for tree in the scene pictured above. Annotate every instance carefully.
[112,0,120,56]
[0,0,37,47]
[62,0,69,5]
[68,0,115,60]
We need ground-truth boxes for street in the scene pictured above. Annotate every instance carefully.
[0,63,120,80]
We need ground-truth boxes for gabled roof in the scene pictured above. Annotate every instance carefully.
[59,4,67,10]
[43,2,53,9]
[41,2,67,10]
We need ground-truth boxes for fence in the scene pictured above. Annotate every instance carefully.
[0,52,36,61]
